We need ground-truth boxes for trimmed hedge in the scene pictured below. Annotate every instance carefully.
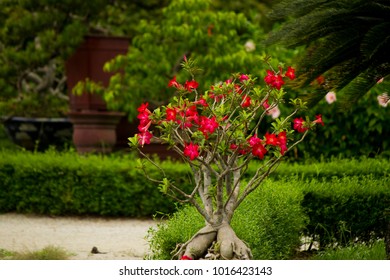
[0,150,193,216]
[1,150,389,251]
[301,175,390,247]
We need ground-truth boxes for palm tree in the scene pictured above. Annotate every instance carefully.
[265,0,390,106]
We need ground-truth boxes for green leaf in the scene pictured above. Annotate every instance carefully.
[158,178,170,194]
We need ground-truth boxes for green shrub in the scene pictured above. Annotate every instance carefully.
[0,149,193,217]
[301,175,390,248]
[313,240,386,260]
[147,179,307,260]
[270,157,390,180]
[0,246,71,260]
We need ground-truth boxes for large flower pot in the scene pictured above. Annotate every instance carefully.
[68,111,124,153]
[1,116,73,151]
[65,35,129,153]
[66,35,129,111]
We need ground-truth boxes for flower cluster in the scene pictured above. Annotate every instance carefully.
[130,60,323,163]
[264,66,295,90]
[136,102,153,146]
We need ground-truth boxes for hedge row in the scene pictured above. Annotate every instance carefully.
[0,150,192,216]
[300,175,390,247]
[1,148,389,246]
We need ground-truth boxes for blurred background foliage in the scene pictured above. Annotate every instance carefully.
[0,0,388,159]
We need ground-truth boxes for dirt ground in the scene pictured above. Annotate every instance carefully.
[0,213,159,260]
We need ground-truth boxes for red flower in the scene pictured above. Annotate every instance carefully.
[166,107,177,122]
[277,131,287,146]
[316,75,325,85]
[285,66,295,80]
[181,255,193,260]
[248,134,262,147]
[313,114,324,126]
[199,116,219,137]
[137,111,150,126]
[184,80,199,92]
[168,76,180,88]
[193,97,208,107]
[277,131,288,155]
[252,143,267,159]
[137,131,153,147]
[184,106,199,127]
[138,121,151,133]
[264,70,285,90]
[293,117,308,133]
[272,75,285,90]
[137,102,150,113]
[279,143,287,155]
[265,132,279,146]
[230,143,238,150]
[184,143,199,160]
[241,95,251,108]
[263,99,270,110]
[240,74,249,83]
[137,102,152,129]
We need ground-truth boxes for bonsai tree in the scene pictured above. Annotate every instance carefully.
[265,0,390,106]
[79,0,296,121]
[129,57,324,260]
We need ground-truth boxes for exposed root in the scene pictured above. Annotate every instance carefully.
[217,223,252,260]
[172,225,217,260]
[174,223,252,260]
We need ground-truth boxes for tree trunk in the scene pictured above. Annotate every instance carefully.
[177,222,252,260]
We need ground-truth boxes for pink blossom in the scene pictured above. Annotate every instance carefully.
[244,40,256,52]
[377,93,389,107]
[325,91,337,104]
[267,105,281,119]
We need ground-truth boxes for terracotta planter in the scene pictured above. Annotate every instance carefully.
[65,35,129,153]
[68,111,124,153]
[66,35,129,111]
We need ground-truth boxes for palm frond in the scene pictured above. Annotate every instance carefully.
[266,0,390,105]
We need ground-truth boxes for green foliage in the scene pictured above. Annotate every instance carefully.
[0,149,193,216]
[301,175,390,248]
[298,90,390,158]
[0,246,71,260]
[271,157,390,179]
[0,0,169,117]
[99,0,297,120]
[1,150,389,256]
[313,240,386,260]
[266,0,390,106]
[147,181,307,260]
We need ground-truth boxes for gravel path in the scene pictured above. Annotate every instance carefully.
[0,213,159,260]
